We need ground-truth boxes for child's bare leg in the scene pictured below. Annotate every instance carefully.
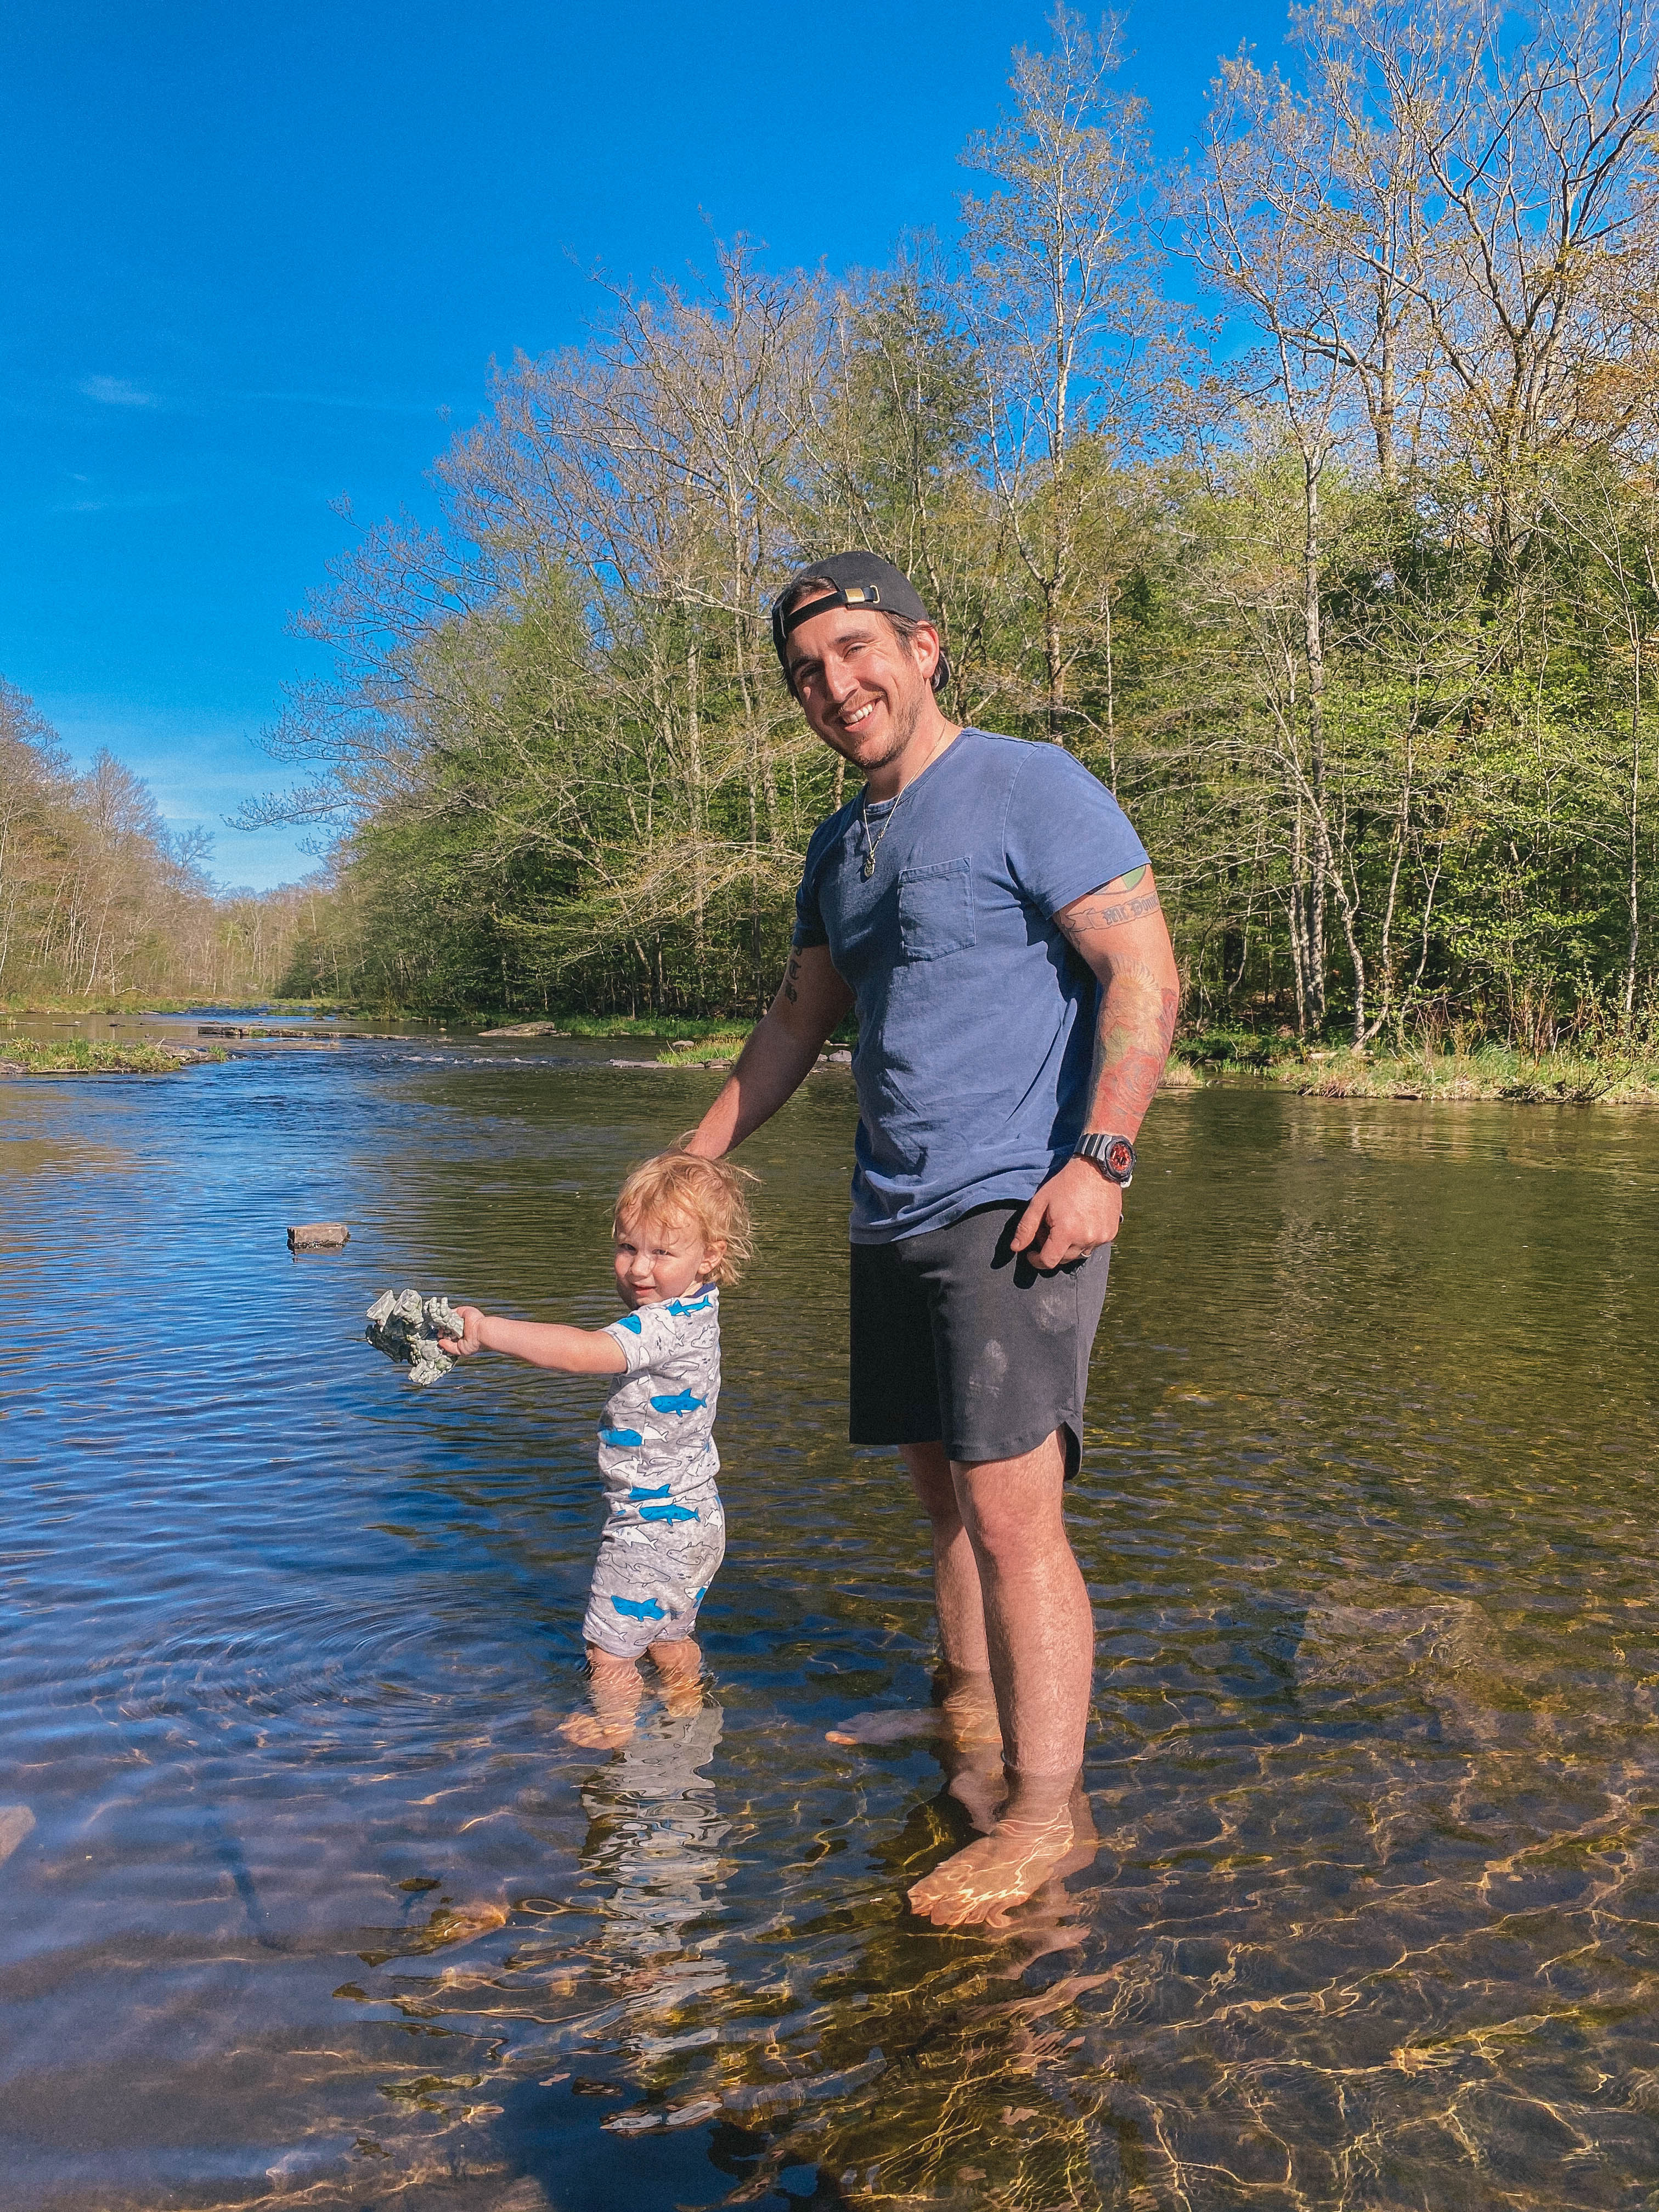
[559,1647,644,1746]
[649,1635,703,1715]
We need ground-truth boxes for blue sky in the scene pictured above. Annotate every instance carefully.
[1,0,1285,891]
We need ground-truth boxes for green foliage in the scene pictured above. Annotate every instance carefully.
[250,1,1659,1050]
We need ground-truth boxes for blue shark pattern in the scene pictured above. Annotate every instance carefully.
[611,1593,667,1622]
[582,1283,726,1660]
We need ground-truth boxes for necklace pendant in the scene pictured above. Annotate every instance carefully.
[861,853,876,881]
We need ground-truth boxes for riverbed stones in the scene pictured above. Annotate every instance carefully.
[365,1289,465,1386]
[289,1221,350,1251]
[1295,1583,1508,1745]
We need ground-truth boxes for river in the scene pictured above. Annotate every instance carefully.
[2,1020,1657,2210]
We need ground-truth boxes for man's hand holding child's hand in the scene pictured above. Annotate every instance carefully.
[439,1305,487,1357]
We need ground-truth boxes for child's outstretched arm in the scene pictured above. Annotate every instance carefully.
[441,1306,627,1375]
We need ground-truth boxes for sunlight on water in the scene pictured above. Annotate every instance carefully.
[2,1030,1658,2208]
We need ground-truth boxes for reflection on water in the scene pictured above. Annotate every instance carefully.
[3,1033,1659,2207]
[579,1697,732,2066]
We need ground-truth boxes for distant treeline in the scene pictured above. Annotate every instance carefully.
[247,0,1659,1046]
[0,680,308,1005]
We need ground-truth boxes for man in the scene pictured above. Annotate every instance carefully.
[687,551,1178,1928]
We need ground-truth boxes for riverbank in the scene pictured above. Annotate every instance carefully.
[629,1031,1659,1101]
[0,1040,225,1076]
[1274,1040,1654,1101]
[0,996,351,1017]
[8,1000,1657,1103]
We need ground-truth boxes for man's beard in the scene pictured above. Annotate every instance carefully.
[822,671,927,774]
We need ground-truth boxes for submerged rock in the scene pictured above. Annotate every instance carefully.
[1295,1583,1510,1742]
[365,1288,465,1386]
[0,1805,36,1867]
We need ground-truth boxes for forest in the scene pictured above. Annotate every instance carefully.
[18,0,1659,1045]
[0,679,310,1006]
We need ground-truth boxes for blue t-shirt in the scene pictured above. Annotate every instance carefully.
[793,727,1148,1243]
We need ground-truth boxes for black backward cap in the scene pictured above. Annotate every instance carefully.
[770,551,933,669]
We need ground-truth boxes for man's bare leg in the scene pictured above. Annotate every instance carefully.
[907,1431,1095,1928]
[827,1442,1001,1747]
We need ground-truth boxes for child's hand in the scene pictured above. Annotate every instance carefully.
[439,1304,487,1357]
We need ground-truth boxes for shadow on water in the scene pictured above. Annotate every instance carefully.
[3,1038,1659,2205]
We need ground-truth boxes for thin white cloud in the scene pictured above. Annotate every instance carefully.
[52,489,189,516]
[78,375,159,409]
[242,387,448,417]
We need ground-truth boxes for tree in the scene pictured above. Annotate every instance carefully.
[957,8,1171,744]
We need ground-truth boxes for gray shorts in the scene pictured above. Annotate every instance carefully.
[581,1503,726,1661]
[849,1203,1111,1477]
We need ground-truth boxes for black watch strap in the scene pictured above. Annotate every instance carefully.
[1075,1131,1136,1187]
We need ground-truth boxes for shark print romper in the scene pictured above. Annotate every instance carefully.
[581,1286,726,1660]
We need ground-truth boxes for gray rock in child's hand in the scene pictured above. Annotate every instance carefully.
[365,1285,461,1386]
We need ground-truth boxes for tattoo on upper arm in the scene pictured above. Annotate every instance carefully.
[1057,886,1163,944]
[1120,865,1147,890]
[782,952,802,1005]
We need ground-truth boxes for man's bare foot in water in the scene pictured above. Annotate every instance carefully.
[828,1672,1002,1750]
[945,1752,1008,1835]
[826,1708,942,1746]
[907,1791,1087,1930]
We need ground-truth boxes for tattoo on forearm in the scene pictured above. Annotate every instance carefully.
[1058,887,1163,942]
[1088,978,1180,1128]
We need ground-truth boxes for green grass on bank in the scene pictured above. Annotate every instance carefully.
[0,997,359,1018]
[656,1028,754,1065]
[0,1039,225,1076]
[548,1011,757,1040]
[1280,1043,1659,1103]
[1171,1026,1659,1101]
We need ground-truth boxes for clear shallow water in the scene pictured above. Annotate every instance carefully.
[3,1031,1659,2210]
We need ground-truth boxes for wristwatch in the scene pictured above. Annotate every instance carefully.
[1074,1132,1136,1187]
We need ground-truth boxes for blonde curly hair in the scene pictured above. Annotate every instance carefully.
[612,1144,758,1287]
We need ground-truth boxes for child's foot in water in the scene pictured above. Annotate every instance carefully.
[650,1637,704,1719]
[559,1651,645,1747]
[558,1708,638,1748]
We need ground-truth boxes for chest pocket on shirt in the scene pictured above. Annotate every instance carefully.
[898,856,975,961]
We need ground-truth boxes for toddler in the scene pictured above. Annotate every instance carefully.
[442,1148,753,1746]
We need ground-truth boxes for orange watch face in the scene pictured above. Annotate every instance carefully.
[1105,1137,1133,1178]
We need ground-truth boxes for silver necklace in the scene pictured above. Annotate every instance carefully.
[860,787,905,879]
